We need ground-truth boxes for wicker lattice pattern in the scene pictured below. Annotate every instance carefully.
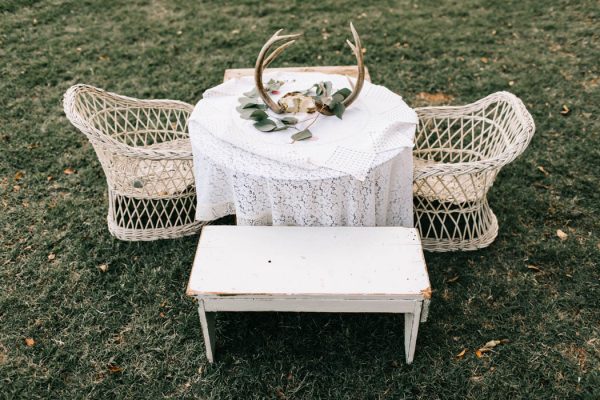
[413,91,535,252]
[64,84,205,241]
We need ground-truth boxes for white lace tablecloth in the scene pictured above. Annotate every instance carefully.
[189,72,417,227]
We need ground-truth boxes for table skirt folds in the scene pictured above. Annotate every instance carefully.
[193,150,413,227]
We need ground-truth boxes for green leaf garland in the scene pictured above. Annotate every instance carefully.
[236,80,352,139]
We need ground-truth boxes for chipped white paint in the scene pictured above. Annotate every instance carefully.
[187,226,431,364]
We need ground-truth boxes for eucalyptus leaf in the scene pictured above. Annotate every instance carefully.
[316,83,323,96]
[238,97,256,106]
[332,93,345,103]
[237,108,256,120]
[241,102,259,109]
[324,81,332,96]
[237,97,266,109]
[291,129,312,141]
[280,116,298,125]
[242,102,267,110]
[254,119,277,132]
[334,88,352,99]
[332,102,346,119]
[266,79,284,91]
[249,109,268,121]
[243,88,259,98]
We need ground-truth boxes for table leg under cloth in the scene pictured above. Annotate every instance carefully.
[193,149,413,227]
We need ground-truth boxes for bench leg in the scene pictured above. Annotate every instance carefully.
[198,300,216,363]
[404,301,423,364]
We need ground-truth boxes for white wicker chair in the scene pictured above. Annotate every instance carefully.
[64,84,204,241]
[413,91,535,252]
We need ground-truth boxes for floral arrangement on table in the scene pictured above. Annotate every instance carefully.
[236,23,365,142]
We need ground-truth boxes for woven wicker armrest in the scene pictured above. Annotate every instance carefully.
[63,84,195,160]
[414,91,535,180]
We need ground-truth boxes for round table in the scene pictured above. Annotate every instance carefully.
[189,72,417,227]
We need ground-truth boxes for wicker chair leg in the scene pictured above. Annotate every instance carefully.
[414,196,499,252]
[106,188,203,241]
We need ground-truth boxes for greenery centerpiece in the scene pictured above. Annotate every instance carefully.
[236,22,365,141]
[236,79,353,141]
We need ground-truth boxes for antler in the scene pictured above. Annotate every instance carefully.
[340,22,365,108]
[253,23,365,116]
[254,29,301,114]
[318,22,365,116]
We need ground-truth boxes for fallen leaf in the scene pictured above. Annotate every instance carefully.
[97,264,109,273]
[447,275,459,283]
[560,104,570,116]
[24,338,35,347]
[63,167,76,175]
[47,253,56,261]
[47,176,53,181]
[275,388,286,400]
[107,364,122,373]
[98,54,110,61]
[455,348,467,359]
[14,171,24,181]
[415,92,454,105]
[527,265,542,273]
[482,339,502,349]
[537,166,550,176]
[577,348,586,370]
[556,229,568,241]
[582,77,599,90]
[291,129,313,142]
[476,339,509,357]
[159,312,166,318]
[480,57,489,63]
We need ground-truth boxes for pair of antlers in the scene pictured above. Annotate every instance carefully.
[254,23,365,115]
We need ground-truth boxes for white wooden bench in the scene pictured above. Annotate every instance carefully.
[186,226,431,364]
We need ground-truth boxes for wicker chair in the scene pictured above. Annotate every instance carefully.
[413,91,535,252]
[63,84,204,241]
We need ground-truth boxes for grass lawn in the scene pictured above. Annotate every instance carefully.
[1,0,599,398]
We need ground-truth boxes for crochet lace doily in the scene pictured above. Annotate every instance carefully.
[190,71,416,181]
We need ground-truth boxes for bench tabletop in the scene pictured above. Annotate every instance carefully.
[187,226,430,299]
